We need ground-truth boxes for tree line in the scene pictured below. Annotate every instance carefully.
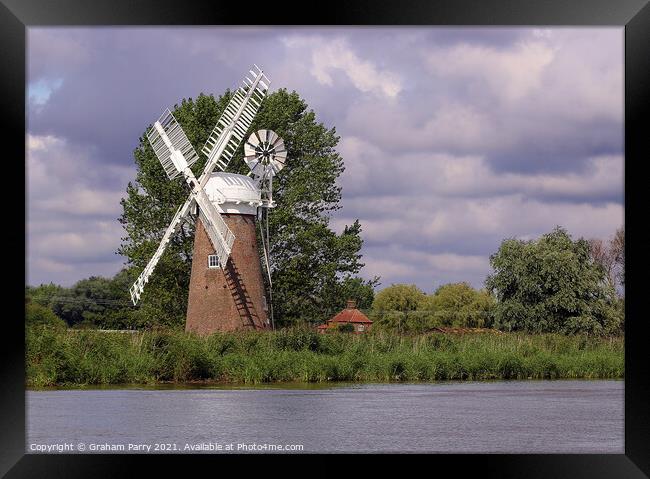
[369,226,624,336]
[27,225,624,336]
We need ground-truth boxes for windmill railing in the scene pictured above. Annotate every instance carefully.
[198,207,235,267]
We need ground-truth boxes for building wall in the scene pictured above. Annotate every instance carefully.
[185,214,270,335]
[319,321,372,334]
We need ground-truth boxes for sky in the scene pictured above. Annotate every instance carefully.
[26,27,624,293]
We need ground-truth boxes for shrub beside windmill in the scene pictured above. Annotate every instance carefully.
[129,65,286,334]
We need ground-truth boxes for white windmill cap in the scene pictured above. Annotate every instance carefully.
[204,172,262,215]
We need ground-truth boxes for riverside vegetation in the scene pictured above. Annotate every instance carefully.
[26,326,623,388]
[25,226,625,387]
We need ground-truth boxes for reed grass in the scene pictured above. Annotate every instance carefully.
[26,327,624,387]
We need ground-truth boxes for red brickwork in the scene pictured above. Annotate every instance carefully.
[185,214,270,335]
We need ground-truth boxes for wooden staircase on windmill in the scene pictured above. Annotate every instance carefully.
[223,257,261,329]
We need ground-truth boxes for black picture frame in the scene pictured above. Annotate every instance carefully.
[3,0,649,476]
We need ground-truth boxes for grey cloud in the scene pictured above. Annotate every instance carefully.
[28,28,290,170]
[27,133,131,286]
[332,193,623,267]
[26,27,624,289]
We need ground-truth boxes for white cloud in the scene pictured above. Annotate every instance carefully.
[29,225,123,262]
[27,217,126,286]
[27,134,133,217]
[411,251,490,273]
[335,193,623,290]
[533,29,623,124]
[343,97,505,156]
[359,247,492,292]
[338,194,623,249]
[37,189,125,216]
[425,39,556,103]
[35,258,75,274]
[283,36,402,98]
[338,134,622,201]
[27,133,133,285]
[361,255,416,280]
[424,154,623,200]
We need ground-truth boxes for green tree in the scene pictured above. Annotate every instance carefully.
[486,226,622,335]
[26,271,139,329]
[118,89,377,328]
[25,301,66,330]
[420,282,495,328]
[69,270,139,329]
[371,284,426,333]
[25,282,80,325]
[67,276,115,327]
[25,283,65,305]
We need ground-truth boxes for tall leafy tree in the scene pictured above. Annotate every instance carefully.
[118,89,377,328]
[486,226,622,335]
[371,284,426,333]
[420,283,495,328]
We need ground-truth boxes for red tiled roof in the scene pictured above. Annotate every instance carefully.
[330,308,373,324]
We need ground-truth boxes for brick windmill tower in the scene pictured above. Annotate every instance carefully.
[185,130,286,334]
[129,66,286,334]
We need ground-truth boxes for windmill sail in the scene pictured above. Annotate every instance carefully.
[131,111,237,305]
[200,65,270,180]
[147,109,200,180]
[129,199,194,304]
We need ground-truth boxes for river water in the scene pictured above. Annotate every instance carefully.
[26,380,623,453]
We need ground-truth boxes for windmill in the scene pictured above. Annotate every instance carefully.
[129,65,286,334]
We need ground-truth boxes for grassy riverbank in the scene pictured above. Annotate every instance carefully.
[26,327,623,387]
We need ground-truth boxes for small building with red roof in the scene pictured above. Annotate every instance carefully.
[317,300,373,334]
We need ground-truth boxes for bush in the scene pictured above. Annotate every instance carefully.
[486,227,622,335]
[371,284,426,333]
[372,283,496,333]
[372,284,425,314]
[25,302,66,330]
[420,283,495,329]
[337,323,355,333]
